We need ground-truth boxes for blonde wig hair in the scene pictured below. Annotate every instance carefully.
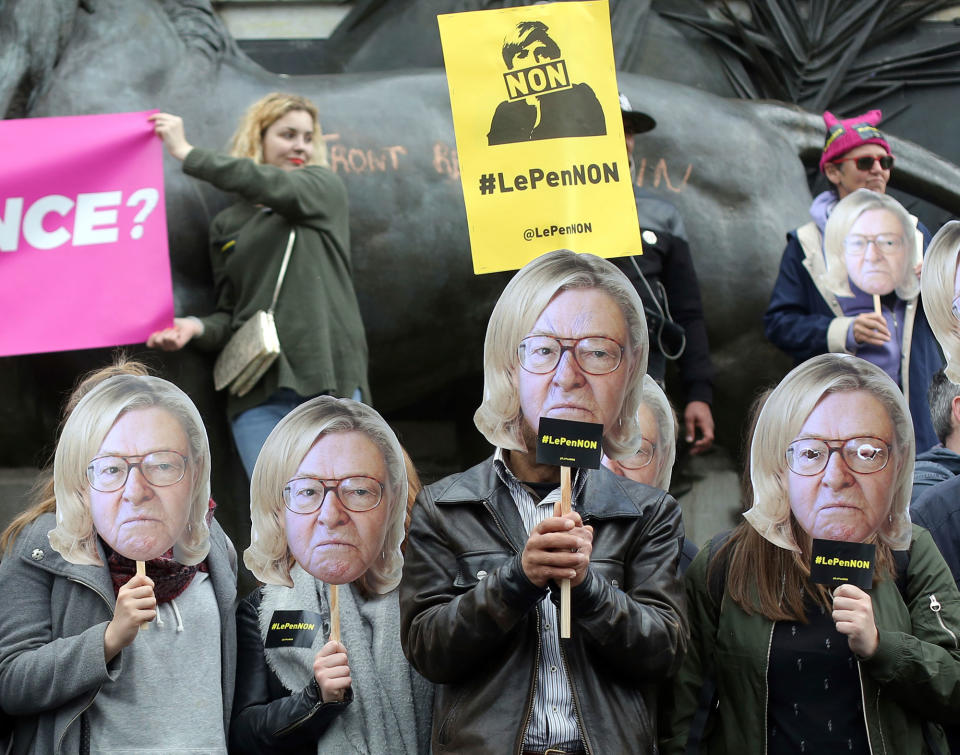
[639,375,677,490]
[823,188,920,299]
[244,397,407,594]
[473,250,649,459]
[921,221,960,383]
[48,375,212,566]
[228,92,328,168]
[744,353,913,553]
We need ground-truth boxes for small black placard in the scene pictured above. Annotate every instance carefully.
[809,539,876,589]
[536,417,603,469]
[264,609,324,648]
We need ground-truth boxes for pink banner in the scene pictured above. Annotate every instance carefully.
[0,111,173,356]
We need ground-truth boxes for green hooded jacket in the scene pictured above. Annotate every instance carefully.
[661,526,960,754]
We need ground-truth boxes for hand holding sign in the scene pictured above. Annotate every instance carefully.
[832,584,879,658]
[535,416,603,637]
[520,501,593,588]
[104,572,157,661]
[313,640,351,703]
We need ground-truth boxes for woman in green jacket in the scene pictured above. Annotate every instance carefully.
[147,93,370,477]
[662,353,960,754]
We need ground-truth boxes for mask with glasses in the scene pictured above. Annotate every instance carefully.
[87,451,188,492]
[518,335,624,375]
[786,437,890,476]
[843,234,904,257]
[283,476,384,514]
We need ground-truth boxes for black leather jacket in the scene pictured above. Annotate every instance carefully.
[229,589,352,754]
[399,457,688,754]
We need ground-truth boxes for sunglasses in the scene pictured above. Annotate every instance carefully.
[831,154,894,171]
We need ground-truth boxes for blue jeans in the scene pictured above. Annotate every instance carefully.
[230,387,364,479]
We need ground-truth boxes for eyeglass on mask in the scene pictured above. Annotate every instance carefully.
[786,437,890,476]
[617,437,656,470]
[86,451,188,492]
[283,475,384,514]
[842,233,904,257]
[831,154,894,171]
[518,335,624,375]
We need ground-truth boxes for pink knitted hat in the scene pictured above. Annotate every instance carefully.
[819,109,891,172]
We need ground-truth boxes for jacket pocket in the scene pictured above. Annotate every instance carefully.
[453,550,512,589]
[591,557,626,591]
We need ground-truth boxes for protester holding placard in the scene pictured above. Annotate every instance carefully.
[400,250,686,754]
[817,189,941,450]
[661,354,960,755]
[0,370,236,754]
[147,93,370,478]
[764,110,937,450]
[232,397,432,754]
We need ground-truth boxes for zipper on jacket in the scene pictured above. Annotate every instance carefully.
[763,622,774,755]
[275,697,331,736]
[57,577,116,754]
[514,604,543,755]
[929,594,959,648]
[855,662,877,755]
[557,634,592,755]
[56,684,102,754]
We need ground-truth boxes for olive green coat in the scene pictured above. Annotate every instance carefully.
[661,526,960,754]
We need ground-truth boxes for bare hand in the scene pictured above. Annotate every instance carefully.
[104,574,156,662]
[313,640,351,703]
[146,317,202,351]
[148,112,193,162]
[832,584,879,658]
[521,501,594,588]
[852,312,890,346]
[684,400,715,455]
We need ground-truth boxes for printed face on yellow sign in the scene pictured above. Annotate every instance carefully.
[438,1,642,274]
[488,21,606,146]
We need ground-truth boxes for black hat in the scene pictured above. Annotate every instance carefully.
[619,92,656,134]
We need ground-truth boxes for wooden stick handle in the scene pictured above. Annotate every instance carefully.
[136,561,149,631]
[560,466,572,515]
[560,466,572,639]
[329,584,340,644]
[873,294,882,316]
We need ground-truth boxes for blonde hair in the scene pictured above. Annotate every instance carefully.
[48,375,212,566]
[744,353,913,553]
[244,397,407,594]
[823,188,920,299]
[639,375,677,490]
[0,356,152,557]
[921,221,960,383]
[473,250,649,458]
[228,92,328,168]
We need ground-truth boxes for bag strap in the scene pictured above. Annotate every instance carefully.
[627,256,686,360]
[267,229,297,315]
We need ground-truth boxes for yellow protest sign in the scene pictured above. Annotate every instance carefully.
[438,0,641,274]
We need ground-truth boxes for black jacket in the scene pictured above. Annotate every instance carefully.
[230,589,351,754]
[612,187,714,405]
[399,457,688,754]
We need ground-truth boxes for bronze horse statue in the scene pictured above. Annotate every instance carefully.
[4,0,960,548]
